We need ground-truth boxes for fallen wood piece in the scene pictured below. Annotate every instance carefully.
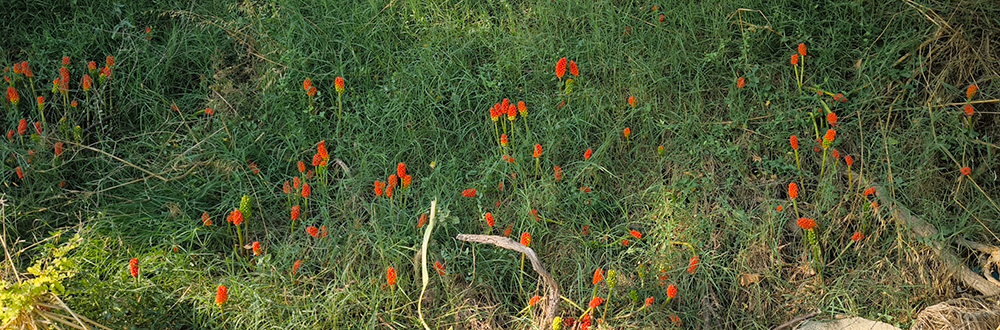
[455,234,559,329]
[868,182,1000,296]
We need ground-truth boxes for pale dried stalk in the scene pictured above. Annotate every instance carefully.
[455,234,559,329]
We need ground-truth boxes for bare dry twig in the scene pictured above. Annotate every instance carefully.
[455,234,560,329]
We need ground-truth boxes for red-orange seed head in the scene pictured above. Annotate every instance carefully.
[790,135,799,150]
[796,217,817,230]
[386,267,397,286]
[417,213,428,228]
[7,87,19,106]
[54,142,64,158]
[851,231,864,242]
[967,84,979,100]
[484,212,494,228]
[961,166,972,176]
[667,283,678,299]
[555,57,567,80]
[520,232,531,247]
[397,162,406,178]
[788,182,799,200]
[737,76,746,89]
[500,134,508,147]
[215,285,228,307]
[628,96,636,108]
[553,165,563,181]
[845,155,854,167]
[529,295,541,307]
[374,181,385,197]
[291,205,301,221]
[292,260,302,275]
[517,100,527,117]
[798,43,807,57]
[630,230,642,240]
[822,129,836,149]
[252,241,261,256]
[129,258,139,277]
[533,144,542,158]
[201,212,212,227]
[301,183,311,198]
[334,76,345,95]
[832,149,840,160]
[592,268,603,286]
[827,112,837,126]
[21,61,32,78]
[306,225,319,238]
[964,104,975,117]
[569,60,579,77]
[462,188,476,198]
[623,127,631,139]
[687,255,699,274]
[791,54,799,66]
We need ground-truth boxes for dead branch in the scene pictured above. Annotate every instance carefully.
[868,183,1000,296]
[455,234,559,329]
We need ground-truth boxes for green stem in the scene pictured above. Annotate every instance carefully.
[820,148,828,179]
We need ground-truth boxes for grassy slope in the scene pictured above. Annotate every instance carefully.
[3,0,999,329]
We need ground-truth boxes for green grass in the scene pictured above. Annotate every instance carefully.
[2,0,999,328]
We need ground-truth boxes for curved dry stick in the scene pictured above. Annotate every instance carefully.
[455,234,559,329]
[867,182,1000,296]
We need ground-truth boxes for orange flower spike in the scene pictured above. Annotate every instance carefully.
[623,127,631,139]
[291,205,301,221]
[569,60,579,77]
[21,61,32,78]
[434,261,446,276]
[500,134,508,147]
[291,260,303,275]
[592,268,603,286]
[62,56,70,67]
[588,296,604,310]
[129,258,139,278]
[827,112,837,126]
[776,205,783,212]
[506,105,516,121]
[17,119,27,136]
[317,140,329,162]
[401,175,412,189]
[230,209,244,226]
[520,232,531,247]
[967,84,979,100]
[737,76,746,89]
[788,182,799,199]
[87,61,97,74]
[533,144,542,158]
[417,213,427,228]
[320,225,328,238]
[201,212,212,226]
[397,162,406,178]
[845,155,854,167]
[106,55,115,68]
[12,62,21,75]
[790,135,799,150]
[251,241,261,256]
[584,148,592,160]
[301,183,311,198]
[627,96,636,108]
[334,76,345,95]
[961,166,972,176]
[15,166,24,180]
[852,231,864,242]
[863,187,875,196]
[54,142,64,158]
[644,296,655,307]
[822,129,836,149]
[484,212,494,228]
[462,188,476,198]
[630,230,642,240]
[964,104,975,117]
[503,224,512,237]
[529,295,541,307]
[517,100,527,117]
[386,267,397,287]
[832,149,840,161]
[293,177,301,190]
[306,226,319,238]
[297,161,306,173]
[798,43,807,57]
[790,54,799,66]
[215,285,228,308]
[796,217,817,230]
[82,75,92,91]
[553,165,563,181]
[7,86,19,106]
[555,57,567,80]
[388,174,398,189]
[687,255,699,274]
[667,284,677,300]
[374,181,385,197]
